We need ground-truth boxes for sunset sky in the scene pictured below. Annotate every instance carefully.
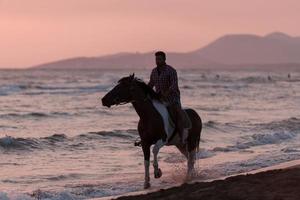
[0,0,299,68]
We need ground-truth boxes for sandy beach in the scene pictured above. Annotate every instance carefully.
[94,160,300,200]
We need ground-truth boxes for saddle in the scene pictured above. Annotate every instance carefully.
[151,100,192,143]
[166,106,191,129]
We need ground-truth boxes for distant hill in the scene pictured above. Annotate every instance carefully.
[193,32,300,65]
[31,32,300,70]
[31,52,219,69]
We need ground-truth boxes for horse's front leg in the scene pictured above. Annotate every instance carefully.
[142,143,151,189]
[152,139,165,179]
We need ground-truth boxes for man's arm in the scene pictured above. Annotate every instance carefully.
[148,70,154,89]
[169,69,178,93]
[161,69,178,98]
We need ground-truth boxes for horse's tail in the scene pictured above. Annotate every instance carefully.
[195,129,200,162]
[195,115,202,163]
[196,139,200,155]
[197,121,201,150]
[186,108,202,162]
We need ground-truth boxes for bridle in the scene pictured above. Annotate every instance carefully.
[112,95,130,105]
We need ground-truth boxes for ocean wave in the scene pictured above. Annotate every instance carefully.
[0,112,73,119]
[238,76,274,84]
[42,134,67,143]
[0,129,137,152]
[0,84,27,96]
[203,120,246,133]
[181,85,194,89]
[29,180,143,200]
[281,147,300,153]
[210,118,300,152]
[213,131,296,152]
[196,149,216,159]
[0,136,39,150]
[204,120,219,127]
[0,134,68,150]
[192,83,247,90]
[255,117,300,133]
[248,132,296,145]
[198,152,300,180]
[32,191,76,200]
[43,173,82,181]
[0,125,18,129]
[189,75,281,85]
[0,192,35,200]
[189,74,297,85]
[0,82,109,96]
[32,84,108,93]
[196,106,224,112]
[84,129,138,139]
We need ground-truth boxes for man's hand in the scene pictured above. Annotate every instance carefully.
[158,89,171,102]
[162,89,170,98]
[157,92,164,100]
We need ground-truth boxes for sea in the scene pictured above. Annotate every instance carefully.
[0,68,299,199]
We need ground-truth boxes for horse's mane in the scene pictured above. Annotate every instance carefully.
[133,78,161,100]
[118,75,160,100]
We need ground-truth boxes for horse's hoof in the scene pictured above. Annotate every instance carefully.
[144,182,151,189]
[154,168,162,179]
[185,174,192,182]
[186,171,196,181]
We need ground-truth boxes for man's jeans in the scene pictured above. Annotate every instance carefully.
[167,99,185,143]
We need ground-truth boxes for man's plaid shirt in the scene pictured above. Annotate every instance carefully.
[148,65,180,105]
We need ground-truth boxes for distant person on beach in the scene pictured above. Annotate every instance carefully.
[148,51,185,143]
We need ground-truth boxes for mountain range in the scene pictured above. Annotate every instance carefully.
[31,32,300,70]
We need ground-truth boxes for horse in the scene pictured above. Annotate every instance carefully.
[102,74,202,189]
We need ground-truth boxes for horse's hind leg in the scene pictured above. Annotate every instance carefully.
[176,144,188,159]
[176,144,196,179]
[152,139,165,179]
[187,149,196,178]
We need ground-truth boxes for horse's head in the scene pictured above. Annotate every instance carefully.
[102,73,148,107]
[102,74,134,107]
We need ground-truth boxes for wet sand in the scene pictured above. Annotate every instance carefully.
[111,161,300,200]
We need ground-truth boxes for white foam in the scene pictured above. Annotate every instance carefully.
[249,131,296,145]
[0,192,34,200]
[43,192,77,200]
[0,136,14,146]
[213,131,297,152]
[195,152,300,180]
[196,149,216,159]
[0,192,9,200]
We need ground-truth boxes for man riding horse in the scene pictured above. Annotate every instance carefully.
[148,51,185,144]
[101,52,202,189]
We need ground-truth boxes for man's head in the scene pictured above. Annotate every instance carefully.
[155,51,166,67]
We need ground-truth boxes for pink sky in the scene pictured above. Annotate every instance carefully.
[0,0,299,68]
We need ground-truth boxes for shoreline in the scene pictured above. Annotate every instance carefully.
[93,159,300,200]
